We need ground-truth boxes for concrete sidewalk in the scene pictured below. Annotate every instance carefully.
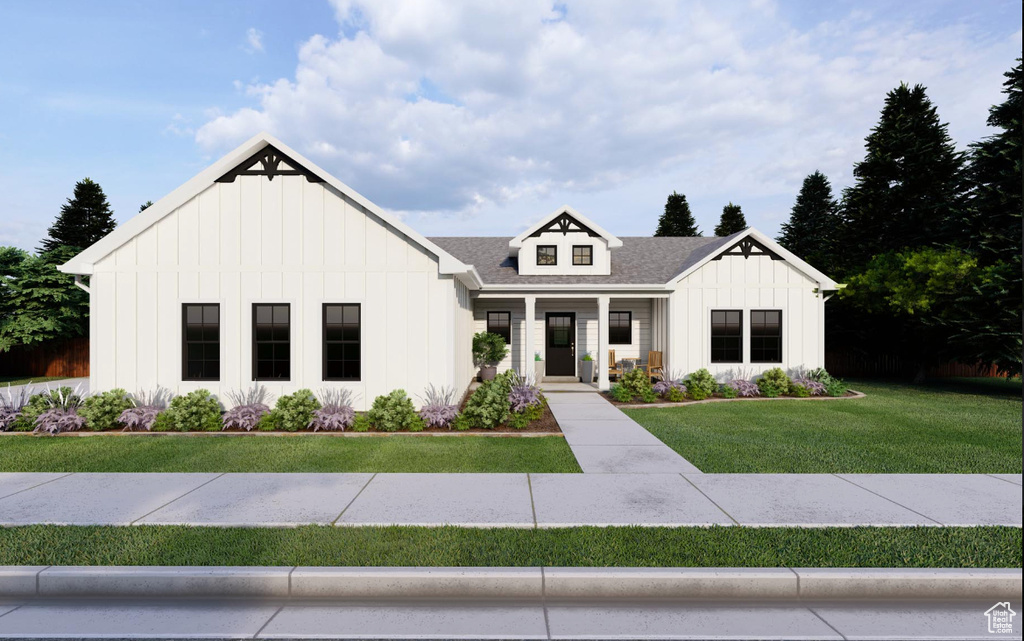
[545,391,702,473]
[1,472,1019,528]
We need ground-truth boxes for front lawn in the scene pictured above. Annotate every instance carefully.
[624,378,1022,473]
[0,525,1017,568]
[0,435,581,473]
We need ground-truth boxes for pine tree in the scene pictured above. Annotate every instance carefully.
[777,171,841,274]
[838,83,967,273]
[39,178,117,253]
[139,201,154,212]
[654,191,700,236]
[713,202,746,236]
[0,246,88,352]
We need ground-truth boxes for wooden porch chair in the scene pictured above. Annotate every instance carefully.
[608,349,623,381]
[643,351,665,381]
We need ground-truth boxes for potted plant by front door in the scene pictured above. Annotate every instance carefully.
[472,331,509,381]
[534,352,544,381]
[579,352,595,383]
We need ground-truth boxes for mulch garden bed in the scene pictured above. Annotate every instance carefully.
[605,389,864,408]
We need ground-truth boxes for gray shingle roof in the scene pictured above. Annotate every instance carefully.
[429,234,739,285]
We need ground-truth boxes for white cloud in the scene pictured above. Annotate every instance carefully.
[244,27,264,54]
[196,0,1020,236]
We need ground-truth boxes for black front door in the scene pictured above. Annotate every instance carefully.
[545,313,576,376]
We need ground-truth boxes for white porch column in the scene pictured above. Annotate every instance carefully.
[524,295,537,380]
[597,294,610,390]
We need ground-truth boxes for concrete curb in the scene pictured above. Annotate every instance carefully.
[0,566,1019,601]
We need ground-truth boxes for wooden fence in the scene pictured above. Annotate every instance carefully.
[0,337,89,378]
[825,351,1003,379]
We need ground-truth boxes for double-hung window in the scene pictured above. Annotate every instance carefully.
[182,304,220,381]
[710,310,742,363]
[253,304,291,380]
[750,310,782,363]
[609,311,632,345]
[486,311,511,344]
[572,245,593,265]
[323,304,361,381]
[536,245,557,265]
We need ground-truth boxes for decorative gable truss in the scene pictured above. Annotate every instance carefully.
[215,145,324,183]
[711,236,782,261]
[528,212,602,238]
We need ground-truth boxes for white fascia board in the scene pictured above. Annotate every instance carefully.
[508,205,623,256]
[477,283,670,292]
[58,132,472,278]
[671,227,840,290]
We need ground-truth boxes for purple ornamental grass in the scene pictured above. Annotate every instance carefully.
[791,377,826,396]
[418,384,459,429]
[0,384,32,431]
[309,388,356,431]
[34,408,87,435]
[726,378,760,397]
[222,403,271,431]
[653,379,687,396]
[507,372,541,413]
[118,406,161,432]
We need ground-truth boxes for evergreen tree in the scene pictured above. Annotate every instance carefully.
[714,202,747,236]
[39,178,117,253]
[0,246,88,352]
[139,200,154,212]
[0,247,28,326]
[838,83,967,272]
[777,171,841,274]
[654,191,700,236]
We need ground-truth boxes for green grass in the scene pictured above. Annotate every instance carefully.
[0,435,581,473]
[0,525,1017,567]
[624,378,1022,473]
[0,376,70,387]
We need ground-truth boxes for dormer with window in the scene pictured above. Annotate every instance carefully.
[509,206,621,276]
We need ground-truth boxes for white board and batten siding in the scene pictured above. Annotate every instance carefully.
[668,254,826,380]
[89,175,466,410]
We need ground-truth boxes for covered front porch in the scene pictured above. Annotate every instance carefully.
[471,292,671,390]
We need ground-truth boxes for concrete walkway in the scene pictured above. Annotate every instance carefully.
[545,391,702,473]
[1,472,1019,527]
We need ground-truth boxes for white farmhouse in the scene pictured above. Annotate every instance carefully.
[60,133,841,409]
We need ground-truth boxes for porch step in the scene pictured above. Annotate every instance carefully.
[542,376,580,383]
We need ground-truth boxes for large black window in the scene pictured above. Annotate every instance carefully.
[711,310,742,363]
[750,310,782,363]
[609,311,632,345]
[323,304,361,381]
[536,245,557,265]
[182,304,220,381]
[572,245,593,266]
[253,304,290,380]
[486,311,511,344]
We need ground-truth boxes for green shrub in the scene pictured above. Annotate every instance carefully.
[351,413,371,432]
[161,390,222,431]
[462,372,513,429]
[452,414,472,431]
[609,384,633,403]
[151,411,174,432]
[472,332,509,366]
[80,389,133,431]
[757,367,791,398]
[808,368,848,397]
[273,389,320,432]
[665,387,686,402]
[619,368,653,402]
[367,389,420,432]
[256,411,282,431]
[407,413,425,432]
[789,382,812,397]
[719,383,738,399]
[640,388,658,403]
[508,401,544,430]
[685,368,717,401]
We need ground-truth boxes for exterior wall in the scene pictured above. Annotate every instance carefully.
[472,297,652,378]
[668,255,825,380]
[453,278,476,396]
[517,235,611,276]
[89,175,458,410]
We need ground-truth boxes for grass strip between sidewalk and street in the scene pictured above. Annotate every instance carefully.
[0,435,582,473]
[0,525,1018,568]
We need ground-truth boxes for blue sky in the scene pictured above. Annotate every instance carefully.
[0,0,1020,251]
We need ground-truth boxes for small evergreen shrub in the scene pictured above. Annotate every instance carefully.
[452,414,472,431]
[807,368,847,397]
[367,389,420,432]
[665,386,686,402]
[757,368,791,398]
[272,389,320,432]
[418,384,460,429]
[351,413,371,432]
[725,378,760,397]
[508,401,544,429]
[719,383,739,399]
[609,384,633,403]
[310,388,356,432]
[160,389,222,432]
[256,411,282,431]
[685,368,717,401]
[80,388,133,431]
[619,368,654,402]
[462,372,514,429]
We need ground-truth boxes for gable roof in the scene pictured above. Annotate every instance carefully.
[58,133,476,282]
[508,205,622,257]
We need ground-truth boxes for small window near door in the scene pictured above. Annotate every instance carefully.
[324,304,361,381]
[536,245,557,265]
[572,245,593,265]
[253,304,291,380]
[486,311,511,344]
[711,310,742,363]
[609,311,632,345]
[750,310,782,363]
[182,304,220,381]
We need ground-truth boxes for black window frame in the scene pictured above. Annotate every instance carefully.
[182,303,220,381]
[750,309,783,363]
[572,245,593,266]
[609,311,632,345]
[486,311,512,344]
[710,309,743,363]
[252,303,292,381]
[536,245,557,266]
[323,303,361,382]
